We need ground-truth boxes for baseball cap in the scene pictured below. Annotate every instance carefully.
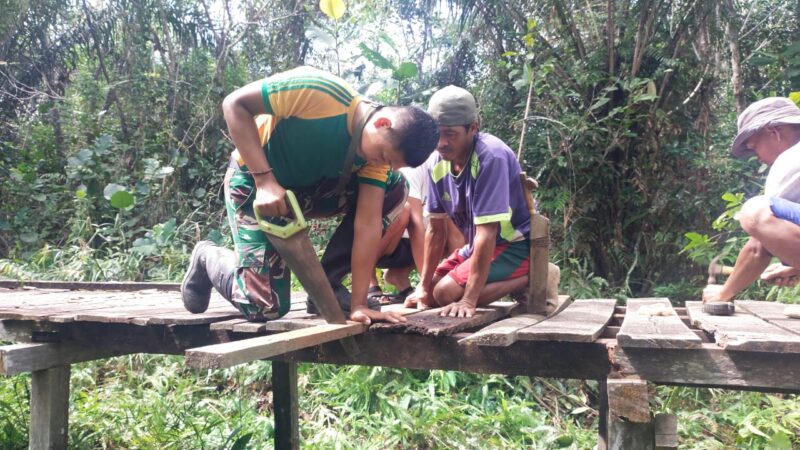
[427,85,478,126]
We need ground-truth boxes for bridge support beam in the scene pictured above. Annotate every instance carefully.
[29,365,70,450]
[273,360,299,450]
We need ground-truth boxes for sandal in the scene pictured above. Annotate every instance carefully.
[375,286,414,305]
[367,285,384,301]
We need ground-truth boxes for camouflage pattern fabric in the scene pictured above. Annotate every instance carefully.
[223,167,407,321]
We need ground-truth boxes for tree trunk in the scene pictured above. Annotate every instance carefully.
[724,0,745,114]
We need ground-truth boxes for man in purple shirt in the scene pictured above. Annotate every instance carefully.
[406,86,532,317]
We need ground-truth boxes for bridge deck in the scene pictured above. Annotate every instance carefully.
[0,280,798,391]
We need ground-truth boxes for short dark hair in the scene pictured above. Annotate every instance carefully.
[385,106,439,167]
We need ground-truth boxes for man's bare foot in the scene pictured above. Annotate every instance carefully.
[761,263,800,287]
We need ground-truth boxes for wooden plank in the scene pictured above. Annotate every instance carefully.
[0,291,176,322]
[133,309,242,326]
[736,300,800,336]
[273,361,299,450]
[612,344,800,392]
[516,299,617,342]
[70,296,235,324]
[30,365,70,450]
[370,301,516,337]
[210,318,248,331]
[185,322,366,369]
[233,316,324,333]
[617,298,701,349]
[0,280,179,291]
[0,343,125,375]
[686,301,800,353]
[457,314,546,347]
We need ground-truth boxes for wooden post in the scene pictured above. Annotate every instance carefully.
[654,413,678,450]
[29,365,70,450]
[606,377,654,450]
[272,360,299,450]
[519,173,549,315]
[598,379,608,450]
[528,214,549,314]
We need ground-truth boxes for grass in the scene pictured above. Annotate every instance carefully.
[0,354,797,448]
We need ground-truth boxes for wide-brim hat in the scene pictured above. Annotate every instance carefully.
[732,97,800,158]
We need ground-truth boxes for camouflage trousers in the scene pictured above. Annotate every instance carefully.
[224,165,407,321]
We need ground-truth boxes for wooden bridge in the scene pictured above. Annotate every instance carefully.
[1,280,799,449]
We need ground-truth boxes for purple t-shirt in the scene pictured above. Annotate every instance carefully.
[425,133,531,258]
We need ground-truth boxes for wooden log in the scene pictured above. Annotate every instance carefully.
[686,301,800,352]
[457,314,546,346]
[371,301,516,337]
[654,413,678,450]
[0,343,125,375]
[516,299,617,342]
[273,360,299,450]
[617,298,701,349]
[185,322,366,369]
[30,365,70,450]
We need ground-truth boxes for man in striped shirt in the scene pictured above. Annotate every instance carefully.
[181,66,438,325]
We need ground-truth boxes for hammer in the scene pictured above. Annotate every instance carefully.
[707,255,734,285]
[705,255,736,316]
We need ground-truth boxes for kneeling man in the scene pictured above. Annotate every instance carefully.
[407,86,532,317]
[703,97,800,315]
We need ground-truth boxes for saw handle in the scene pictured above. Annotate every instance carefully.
[254,190,307,238]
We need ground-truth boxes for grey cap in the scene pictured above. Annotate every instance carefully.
[732,97,800,158]
[427,85,478,126]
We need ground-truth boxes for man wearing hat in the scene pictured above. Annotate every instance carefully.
[703,97,800,315]
[405,86,532,317]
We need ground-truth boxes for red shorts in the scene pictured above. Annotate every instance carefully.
[434,240,530,286]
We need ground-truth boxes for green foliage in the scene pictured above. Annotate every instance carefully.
[657,386,800,449]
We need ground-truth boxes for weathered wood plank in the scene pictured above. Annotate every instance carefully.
[0,280,179,291]
[617,298,701,349]
[370,301,516,337]
[612,344,800,392]
[735,300,800,336]
[457,314,546,346]
[233,316,324,333]
[210,318,248,331]
[30,365,70,450]
[686,301,800,353]
[516,299,617,342]
[0,343,126,375]
[185,322,366,369]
